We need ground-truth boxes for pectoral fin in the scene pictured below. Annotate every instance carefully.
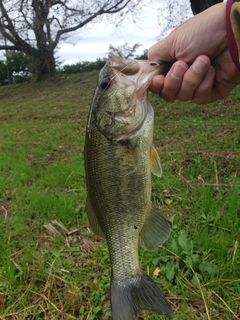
[150,146,162,177]
[140,203,170,251]
[86,198,105,238]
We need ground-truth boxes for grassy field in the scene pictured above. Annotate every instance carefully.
[0,71,239,320]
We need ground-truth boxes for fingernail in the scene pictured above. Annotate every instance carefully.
[192,57,209,73]
[171,64,188,79]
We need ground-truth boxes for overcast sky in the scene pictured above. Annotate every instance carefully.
[58,0,192,65]
[0,0,192,65]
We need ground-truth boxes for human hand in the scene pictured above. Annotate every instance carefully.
[148,2,240,104]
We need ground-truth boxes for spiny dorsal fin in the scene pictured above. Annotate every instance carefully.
[150,146,162,177]
[140,203,170,251]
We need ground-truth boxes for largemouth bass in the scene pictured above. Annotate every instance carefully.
[84,53,173,319]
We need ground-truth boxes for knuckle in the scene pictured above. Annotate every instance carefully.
[184,76,199,89]
[177,92,192,102]
[161,92,176,102]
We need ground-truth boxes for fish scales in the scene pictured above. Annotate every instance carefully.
[86,116,151,278]
[84,53,173,319]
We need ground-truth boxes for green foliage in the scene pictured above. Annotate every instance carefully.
[0,51,33,85]
[159,227,220,284]
[60,58,107,74]
[6,51,33,82]
[0,60,8,84]
[136,49,148,60]
[0,72,239,319]
[59,46,149,76]
[109,42,142,59]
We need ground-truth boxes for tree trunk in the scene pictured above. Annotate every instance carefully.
[35,47,56,81]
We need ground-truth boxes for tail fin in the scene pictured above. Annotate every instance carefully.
[111,270,173,320]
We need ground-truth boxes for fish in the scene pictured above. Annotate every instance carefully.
[84,53,173,319]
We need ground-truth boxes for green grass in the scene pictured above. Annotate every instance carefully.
[0,72,239,320]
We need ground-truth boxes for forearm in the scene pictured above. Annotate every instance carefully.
[226,0,240,69]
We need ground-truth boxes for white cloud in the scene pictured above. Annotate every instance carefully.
[58,2,164,64]
[58,0,192,65]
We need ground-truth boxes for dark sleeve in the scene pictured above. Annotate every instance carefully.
[226,0,240,70]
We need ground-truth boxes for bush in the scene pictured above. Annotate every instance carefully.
[0,51,32,85]
[0,60,8,85]
[60,58,107,74]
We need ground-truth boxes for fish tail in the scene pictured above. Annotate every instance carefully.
[111,270,174,320]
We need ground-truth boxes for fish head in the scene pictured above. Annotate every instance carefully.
[90,53,164,141]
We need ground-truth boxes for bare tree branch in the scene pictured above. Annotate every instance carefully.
[0,45,17,50]
[54,0,132,45]
[0,0,142,79]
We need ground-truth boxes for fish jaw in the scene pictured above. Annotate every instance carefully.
[108,53,161,102]
[91,54,163,142]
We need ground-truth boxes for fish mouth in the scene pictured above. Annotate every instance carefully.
[108,53,162,101]
[97,54,165,141]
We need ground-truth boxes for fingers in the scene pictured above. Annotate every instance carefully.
[160,61,189,102]
[161,56,211,102]
[192,66,216,104]
[148,74,165,94]
[176,56,210,101]
[149,55,223,104]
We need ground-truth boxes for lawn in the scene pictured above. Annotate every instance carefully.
[0,71,239,320]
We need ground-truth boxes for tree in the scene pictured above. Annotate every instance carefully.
[6,51,32,83]
[157,0,192,38]
[157,0,224,39]
[0,0,142,80]
[109,42,142,59]
[0,51,32,85]
[60,58,107,74]
[0,59,8,84]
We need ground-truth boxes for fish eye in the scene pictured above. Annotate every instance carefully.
[100,77,111,90]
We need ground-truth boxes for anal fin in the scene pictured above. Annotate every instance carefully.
[86,198,105,238]
[140,203,170,250]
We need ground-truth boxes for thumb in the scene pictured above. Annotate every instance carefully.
[148,36,175,62]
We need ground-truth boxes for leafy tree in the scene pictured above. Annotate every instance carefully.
[0,59,8,84]
[6,51,32,83]
[136,49,148,60]
[108,42,142,59]
[0,51,32,85]
[60,58,107,74]
[0,0,142,80]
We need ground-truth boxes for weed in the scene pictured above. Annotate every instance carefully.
[0,74,239,319]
